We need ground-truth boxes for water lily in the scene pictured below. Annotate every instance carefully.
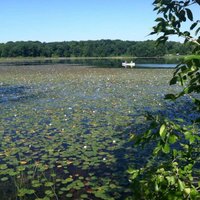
[20,161,27,165]
[0,64,179,199]
[66,160,73,165]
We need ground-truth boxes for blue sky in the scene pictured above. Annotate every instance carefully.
[0,0,199,43]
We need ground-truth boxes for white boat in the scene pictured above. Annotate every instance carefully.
[122,61,135,68]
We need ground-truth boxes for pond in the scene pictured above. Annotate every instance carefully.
[0,62,191,199]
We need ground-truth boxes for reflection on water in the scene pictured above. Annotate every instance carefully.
[134,57,181,64]
[136,63,176,68]
[0,57,182,68]
[0,84,46,103]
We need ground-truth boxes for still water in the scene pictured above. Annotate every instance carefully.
[0,57,181,68]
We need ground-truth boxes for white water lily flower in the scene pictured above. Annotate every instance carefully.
[103,157,106,161]
[113,140,116,144]
[83,146,87,149]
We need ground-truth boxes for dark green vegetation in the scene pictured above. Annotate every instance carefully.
[128,0,200,199]
[0,64,185,200]
[0,40,195,58]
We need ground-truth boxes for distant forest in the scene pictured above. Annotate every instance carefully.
[0,40,194,58]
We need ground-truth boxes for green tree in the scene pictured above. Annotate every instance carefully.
[0,39,197,58]
[128,1,200,199]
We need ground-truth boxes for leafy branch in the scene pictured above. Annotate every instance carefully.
[128,1,200,199]
[150,0,200,45]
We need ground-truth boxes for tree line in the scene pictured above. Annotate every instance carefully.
[0,39,194,58]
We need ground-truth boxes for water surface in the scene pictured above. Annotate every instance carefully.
[0,64,191,199]
[0,57,181,68]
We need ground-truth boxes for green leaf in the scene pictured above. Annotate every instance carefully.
[157,36,168,44]
[155,17,165,22]
[178,179,185,191]
[169,135,177,144]
[0,164,8,170]
[32,181,42,188]
[127,168,139,175]
[179,10,186,22]
[153,145,162,155]
[18,188,35,197]
[185,8,193,21]
[1,177,8,181]
[149,31,156,35]
[155,181,159,191]
[166,176,175,186]
[170,76,179,85]
[190,22,198,30]
[184,131,192,139]
[173,149,178,158]
[80,194,88,199]
[162,144,170,154]
[195,27,200,35]
[45,190,53,196]
[61,177,73,184]
[183,31,190,37]
[44,182,54,187]
[165,94,177,100]
[159,124,166,140]
[26,189,35,195]
[131,170,139,179]
[66,193,73,198]
[197,0,200,5]
[94,191,108,199]
[184,188,191,195]
[17,166,26,172]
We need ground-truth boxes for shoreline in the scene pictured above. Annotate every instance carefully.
[0,55,186,63]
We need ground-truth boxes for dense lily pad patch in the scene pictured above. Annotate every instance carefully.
[0,64,192,199]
